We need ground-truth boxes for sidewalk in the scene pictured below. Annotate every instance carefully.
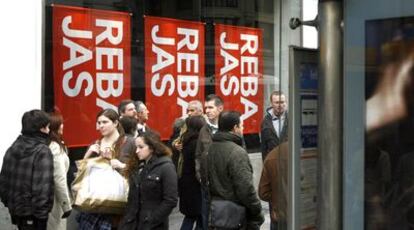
[66,202,270,230]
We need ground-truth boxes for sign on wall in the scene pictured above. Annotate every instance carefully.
[144,16,205,140]
[53,5,131,147]
[215,24,263,133]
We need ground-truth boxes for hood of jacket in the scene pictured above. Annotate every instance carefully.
[145,155,173,170]
[9,132,50,159]
[212,131,243,147]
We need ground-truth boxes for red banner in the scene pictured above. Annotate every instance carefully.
[215,24,263,134]
[53,5,131,147]
[145,16,205,140]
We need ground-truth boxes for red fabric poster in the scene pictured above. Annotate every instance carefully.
[53,5,131,147]
[144,16,205,140]
[215,24,263,134]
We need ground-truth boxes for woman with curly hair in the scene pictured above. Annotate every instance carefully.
[119,131,178,230]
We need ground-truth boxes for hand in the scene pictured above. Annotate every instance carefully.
[62,210,72,219]
[101,147,113,159]
[84,144,100,159]
[174,142,183,151]
[110,159,126,169]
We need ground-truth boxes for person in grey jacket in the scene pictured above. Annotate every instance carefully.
[0,109,53,230]
[206,111,264,230]
[119,131,178,230]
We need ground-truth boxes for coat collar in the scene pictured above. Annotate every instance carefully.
[212,131,243,147]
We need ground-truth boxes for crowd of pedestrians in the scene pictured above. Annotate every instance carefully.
[0,91,289,230]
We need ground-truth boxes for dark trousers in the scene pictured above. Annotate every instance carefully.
[12,216,47,230]
[201,186,209,230]
[181,215,203,230]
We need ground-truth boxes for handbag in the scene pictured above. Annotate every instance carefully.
[71,157,129,214]
[210,199,246,229]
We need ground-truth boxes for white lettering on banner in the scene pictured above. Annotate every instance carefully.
[152,25,175,45]
[219,31,259,121]
[240,56,258,74]
[95,19,123,45]
[62,16,93,39]
[151,73,175,96]
[62,37,93,70]
[220,75,239,96]
[96,48,124,70]
[177,28,199,50]
[240,34,258,54]
[177,97,189,119]
[63,71,93,97]
[178,75,199,97]
[150,24,200,116]
[96,73,123,98]
[220,49,239,75]
[220,32,238,50]
[60,16,125,109]
[152,44,175,72]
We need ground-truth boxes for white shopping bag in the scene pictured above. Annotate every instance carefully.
[72,157,129,214]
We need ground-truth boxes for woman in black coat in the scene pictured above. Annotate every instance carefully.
[179,115,206,230]
[119,131,178,230]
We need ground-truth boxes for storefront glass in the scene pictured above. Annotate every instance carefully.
[345,0,414,229]
[43,0,278,152]
[42,0,297,229]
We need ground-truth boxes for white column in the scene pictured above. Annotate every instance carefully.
[0,0,43,168]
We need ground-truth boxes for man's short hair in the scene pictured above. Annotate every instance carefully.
[269,90,285,101]
[118,99,134,115]
[188,100,203,113]
[135,100,145,112]
[21,109,50,134]
[218,111,241,132]
[205,94,224,107]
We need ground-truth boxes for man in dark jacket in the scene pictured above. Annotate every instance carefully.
[0,109,54,230]
[206,111,264,230]
[195,94,224,230]
[260,91,288,161]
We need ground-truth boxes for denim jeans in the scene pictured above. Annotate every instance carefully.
[181,215,203,230]
[270,221,278,230]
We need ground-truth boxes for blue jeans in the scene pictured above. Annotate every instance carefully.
[269,203,278,230]
[270,221,278,230]
[200,186,209,230]
[181,215,203,230]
